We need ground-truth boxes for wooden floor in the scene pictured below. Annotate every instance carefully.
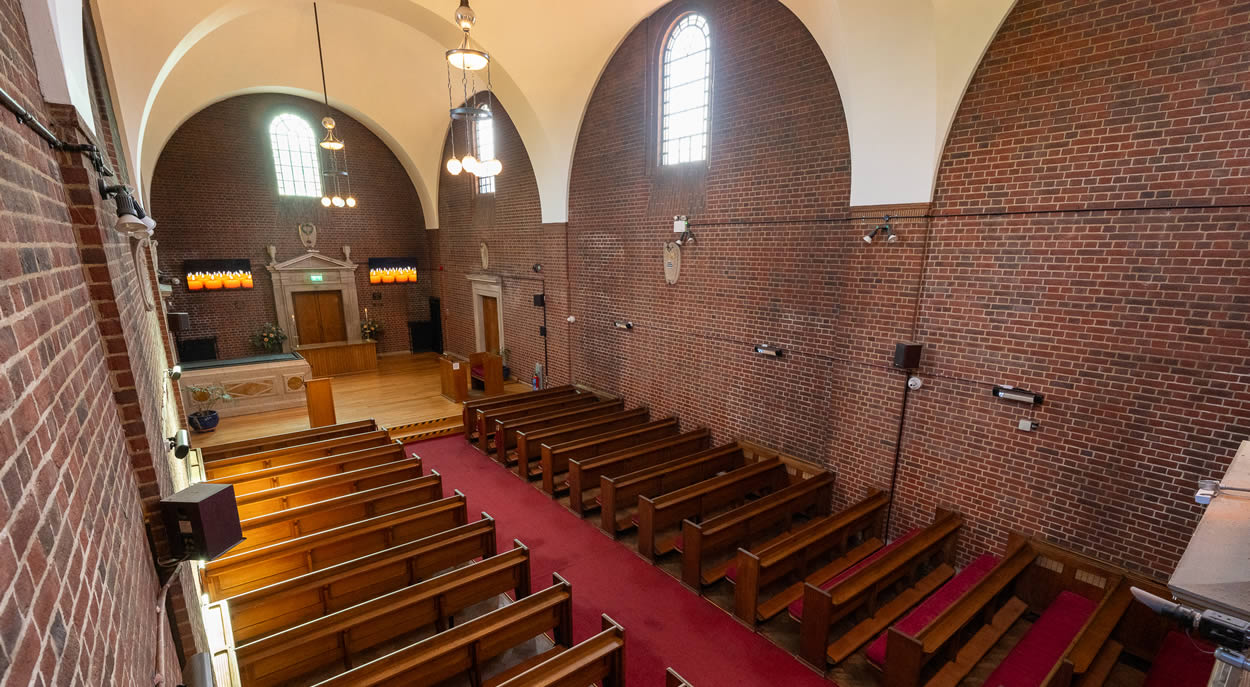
[195,352,530,447]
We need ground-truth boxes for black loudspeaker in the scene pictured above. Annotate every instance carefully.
[893,342,923,370]
[533,294,546,307]
[167,312,190,333]
[159,483,244,562]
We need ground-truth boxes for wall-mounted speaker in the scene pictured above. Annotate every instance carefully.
[893,342,923,370]
[159,483,244,562]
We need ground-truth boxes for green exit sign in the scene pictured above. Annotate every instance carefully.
[309,274,324,282]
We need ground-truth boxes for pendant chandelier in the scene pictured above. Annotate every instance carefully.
[445,0,502,179]
[313,3,356,208]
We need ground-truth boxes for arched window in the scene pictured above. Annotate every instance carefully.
[476,105,496,194]
[269,114,322,197]
[660,13,711,165]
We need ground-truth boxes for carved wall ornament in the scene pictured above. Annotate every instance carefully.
[298,222,318,250]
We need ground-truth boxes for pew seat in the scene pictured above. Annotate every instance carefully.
[200,419,378,462]
[980,590,1098,687]
[863,553,999,669]
[1141,631,1215,687]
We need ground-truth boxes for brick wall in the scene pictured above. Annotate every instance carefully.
[443,0,1250,579]
[436,97,571,386]
[151,93,431,358]
[0,0,183,683]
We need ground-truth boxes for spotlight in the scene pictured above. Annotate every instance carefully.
[166,429,191,459]
[863,227,879,243]
[613,321,633,330]
[754,344,784,358]
[167,365,182,380]
[991,385,1043,405]
[885,228,898,243]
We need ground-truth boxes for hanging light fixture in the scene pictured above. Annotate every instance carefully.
[313,3,355,208]
[444,0,502,180]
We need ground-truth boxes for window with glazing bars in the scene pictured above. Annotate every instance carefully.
[476,106,496,194]
[269,114,322,197]
[661,14,711,165]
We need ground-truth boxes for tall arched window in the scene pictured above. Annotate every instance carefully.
[476,105,496,194]
[269,114,322,197]
[660,13,711,165]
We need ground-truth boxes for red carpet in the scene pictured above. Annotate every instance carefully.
[409,436,835,687]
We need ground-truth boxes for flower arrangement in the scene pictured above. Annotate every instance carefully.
[361,318,383,341]
[250,323,288,353]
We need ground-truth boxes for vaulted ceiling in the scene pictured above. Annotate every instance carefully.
[72,0,1016,228]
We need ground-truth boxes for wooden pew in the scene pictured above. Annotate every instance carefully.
[477,394,602,454]
[236,537,528,686]
[636,458,790,561]
[491,398,625,461]
[461,386,578,442]
[203,492,468,600]
[600,443,747,535]
[233,458,424,520]
[666,668,694,687]
[567,429,713,515]
[681,470,835,589]
[470,351,505,396]
[312,573,574,687]
[494,615,626,687]
[205,441,411,496]
[199,419,378,462]
[732,489,888,625]
[202,429,393,479]
[516,407,650,481]
[797,509,962,667]
[223,516,497,646]
[880,534,1129,687]
[541,417,682,495]
[235,473,443,552]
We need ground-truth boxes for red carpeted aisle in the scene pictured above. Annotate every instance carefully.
[409,436,835,687]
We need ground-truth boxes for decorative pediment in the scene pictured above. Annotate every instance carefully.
[268,251,357,272]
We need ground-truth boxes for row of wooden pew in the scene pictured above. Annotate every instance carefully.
[461,388,1215,687]
[195,418,649,686]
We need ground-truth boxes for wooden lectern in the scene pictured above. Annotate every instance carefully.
[439,356,468,403]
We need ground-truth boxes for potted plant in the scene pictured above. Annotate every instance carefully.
[186,384,232,433]
[500,348,511,380]
[250,323,288,353]
[361,318,383,342]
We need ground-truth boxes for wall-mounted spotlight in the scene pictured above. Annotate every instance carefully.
[673,215,695,246]
[1196,478,1250,505]
[532,263,543,273]
[992,385,1043,405]
[754,344,784,358]
[863,215,897,244]
[613,321,634,330]
[167,429,191,459]
[167,364,182,381]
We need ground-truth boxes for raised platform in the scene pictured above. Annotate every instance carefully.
[181,354,311,418]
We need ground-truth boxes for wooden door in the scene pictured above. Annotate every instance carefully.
[293,291,347,345]
[481,295,499,353]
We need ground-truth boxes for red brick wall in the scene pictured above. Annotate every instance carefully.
[0,0,183,682]
[435,97,571,386]
[566,0,851,462]
[151,94,431,358]
[890,0,1250,577]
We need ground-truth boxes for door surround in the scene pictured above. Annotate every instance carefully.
[468,273,504,354]
[268,250,363,350]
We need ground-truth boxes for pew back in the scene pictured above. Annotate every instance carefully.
[236,473,442,552]
[541,417,681,494]
[516,408,650,480]
[233,458,424,520]
[312,574,574,687]
[203,430,393,478]
[224,516,497,646]
[681,471,835,588]
[567,429,713,515]
[494,615,626,687]
[599,443,747,534]
[637,458,789,560]
[492,399,625,459]
[236,538,528,686]
[203,493,468,600]
[199,420,378,462]
[477,395,602,452]
[461,386,579,441]
[207,442,409,496]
